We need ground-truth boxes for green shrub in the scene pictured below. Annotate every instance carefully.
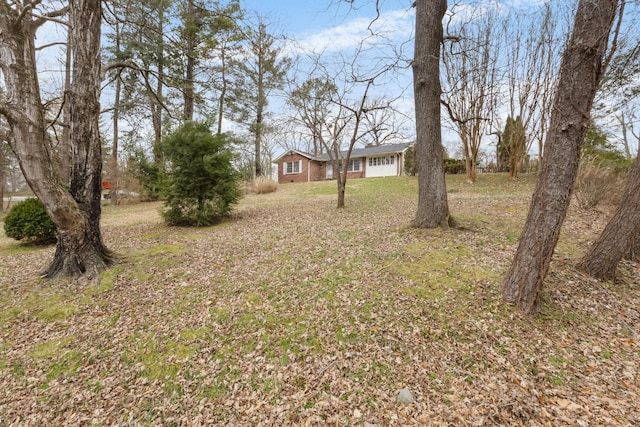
[3,198,57,244]
[131,150,163,201]
[444,158,466,174]
[160,122,241,226]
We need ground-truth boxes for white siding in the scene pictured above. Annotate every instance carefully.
[366,155,398,177]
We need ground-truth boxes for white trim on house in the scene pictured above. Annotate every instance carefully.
[284,160,302,174]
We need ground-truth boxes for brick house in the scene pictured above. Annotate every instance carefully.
[274,142,413,184]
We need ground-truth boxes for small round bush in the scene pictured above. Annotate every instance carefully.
[3,198,57,245]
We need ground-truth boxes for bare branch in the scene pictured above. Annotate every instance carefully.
[33,6,69,29]
[36,41,66,51]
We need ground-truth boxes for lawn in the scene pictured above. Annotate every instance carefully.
[0,174,638,426]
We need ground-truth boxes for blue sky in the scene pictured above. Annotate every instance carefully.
[239,0,415,52]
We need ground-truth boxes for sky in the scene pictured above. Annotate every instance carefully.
[237,0,416,68]
[239,0,414,39]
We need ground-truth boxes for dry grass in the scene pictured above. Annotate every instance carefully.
[245,176,279,195]
[0,174,638,426]
[574,157,625,210]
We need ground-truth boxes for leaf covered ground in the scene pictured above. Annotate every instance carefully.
[0,174,638,426]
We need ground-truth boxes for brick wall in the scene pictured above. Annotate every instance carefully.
[278,154,325,184]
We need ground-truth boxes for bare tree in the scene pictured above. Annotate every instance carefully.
[412,0,451,228]
[321,77,381,208]
[361,99,408,146]
[288,77,338,156]
[0,0,113,279]
[441,4,500,183]
[501,0,621,314]
[502,4,560,177]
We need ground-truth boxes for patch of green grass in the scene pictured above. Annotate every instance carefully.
[1,290,77,325]
[179,327,210,342]
[210,306,231,324]
[123,327,213,395]
[44,349,83,383]
[0,242,50,256]
[536,299,590,328]
[30,336,76,359]
[29,336,83,385]
[200,382,228,400]
[391,243,499,300]
[84,243,188,302]
[555,238,583,258]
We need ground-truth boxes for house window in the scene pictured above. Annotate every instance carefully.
[348,159,361,172]
[369,156,395,166]
[284,160,301,174]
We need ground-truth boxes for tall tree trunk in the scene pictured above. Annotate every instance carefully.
[617,114,632,160]
[217,45,228,135]
[183,0,196,122]
[0,141,5,214]
[111,74,121,205]
[50,0,114,279]
[502,0,618,314]
[578,158,640,280]
[337,174,346,208]
[254,48,265,178]
[412,0,451,228]
[254,111,263,178]
[60,27,73,185]
[151,4,165,163]
[110,13,122,205]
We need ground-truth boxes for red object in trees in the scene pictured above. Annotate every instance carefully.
[102,181,112,190]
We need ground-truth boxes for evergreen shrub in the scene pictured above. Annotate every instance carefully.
[160,122,241,226]
[3,198,57,244]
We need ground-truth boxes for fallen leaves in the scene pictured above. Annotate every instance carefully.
[0,175,639,425]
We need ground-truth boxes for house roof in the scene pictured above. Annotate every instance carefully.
[274,142,413,163]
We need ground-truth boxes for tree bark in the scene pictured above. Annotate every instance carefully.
[60,26,73,185]
[0,0,113,279]
[183,0,196,122]
[501,0,618,314]
[578,158,640,280]
[110,12,122,205]
[412,0,451,228]
[626,231,640,262]
[0,140,5,213]
[254,25,266,178]
[51,0,113,278]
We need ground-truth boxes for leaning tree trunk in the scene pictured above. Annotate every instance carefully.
[412,0,451,228]
[578,158,640,280]
[626,231,640,262]
[0,0,112,280]
[502,0,618,314]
